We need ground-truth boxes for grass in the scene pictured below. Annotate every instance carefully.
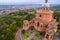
[22,30,28,40]
[31,38,34,40]
[30,29,34,33]
[35,32,41,37]
[22,33,28,40]
[22,29,42,40]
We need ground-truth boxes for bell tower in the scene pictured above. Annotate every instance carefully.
[36,0,54,22]
[43,0,58,40]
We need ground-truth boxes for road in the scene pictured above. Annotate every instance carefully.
[15,28,22,40]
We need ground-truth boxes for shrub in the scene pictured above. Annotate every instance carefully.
[22,30,25,34]
[30,29,34,33]
[22,33,28,39]
[31,38,34,40]
[35,32,41,37]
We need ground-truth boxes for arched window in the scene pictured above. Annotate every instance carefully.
[37,22,39,27]
[27,24,28,26]
[40,15,41,17]
[46,34,49,39]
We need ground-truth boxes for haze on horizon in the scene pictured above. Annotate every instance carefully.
[0,0,60,5]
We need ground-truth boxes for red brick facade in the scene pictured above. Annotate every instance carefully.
[23,0,58,40]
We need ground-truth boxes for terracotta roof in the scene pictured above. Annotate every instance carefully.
[36,10,54,14]
[29,18,48,24]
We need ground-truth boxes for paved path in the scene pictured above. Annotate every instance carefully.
[25,32,35,40]
[15,28,21,40]
[38,36,44,40]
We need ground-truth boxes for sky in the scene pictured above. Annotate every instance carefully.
[0,0,60,5]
